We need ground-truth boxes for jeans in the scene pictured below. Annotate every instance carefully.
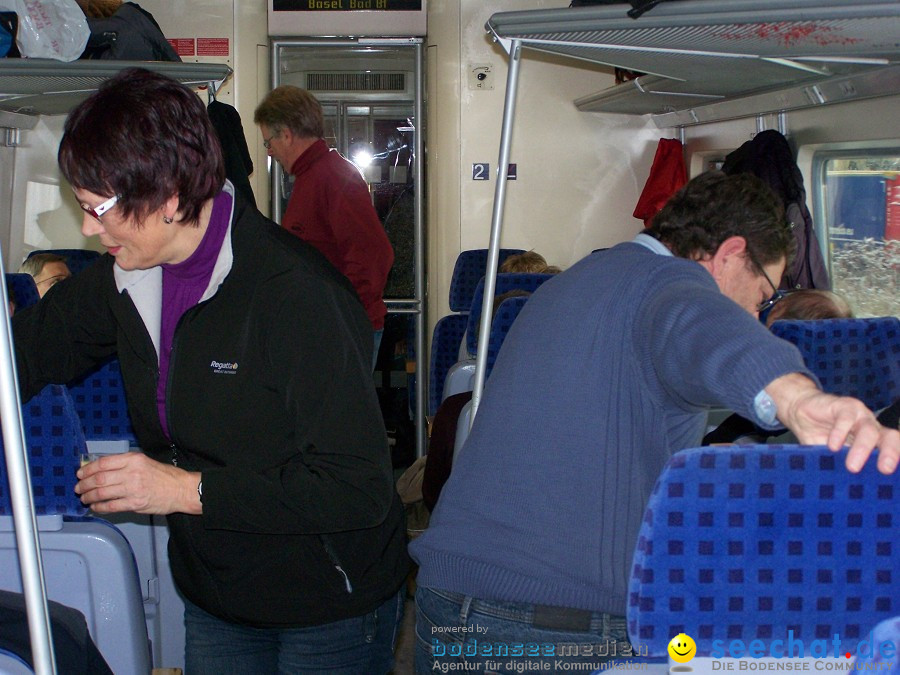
[184,590,404,675]
[415,587,633,674]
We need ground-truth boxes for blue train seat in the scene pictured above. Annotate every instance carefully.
[5,274,39,313]
[441,358,476,405]
[451,295,532,460]
[484,294,530,379]
[770,317,900,411]
[428,248,524,417]
[64,361,185,669]
[441,296,531,403]
[447,249,525,315]
[66,358,137,445]
[0,384,151,675]
[452,399,474,463]
[25,249,101,277]
[0,385,87,518]
[0,647,32,674]
[627,444,898,661]
[431,315,470,409]
[464,272,554,357]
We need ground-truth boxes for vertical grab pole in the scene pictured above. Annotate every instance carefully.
[470,38,522,427]
[414,40,427,458]
[0,273,57,674]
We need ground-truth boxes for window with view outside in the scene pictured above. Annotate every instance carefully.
[819,154,900,318]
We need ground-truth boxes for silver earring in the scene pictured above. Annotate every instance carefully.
[163,216,173,224]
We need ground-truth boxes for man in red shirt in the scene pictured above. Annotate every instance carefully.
[254,86,394,365]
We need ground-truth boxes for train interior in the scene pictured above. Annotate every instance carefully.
[0,0,898,673]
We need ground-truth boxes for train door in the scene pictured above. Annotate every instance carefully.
[270,40,426,463]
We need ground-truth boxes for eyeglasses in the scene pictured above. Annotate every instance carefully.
[262,132,279,150]
[754,262,785,314]
[80,194,119,222]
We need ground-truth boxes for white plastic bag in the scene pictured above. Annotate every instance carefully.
[0,0,89,61]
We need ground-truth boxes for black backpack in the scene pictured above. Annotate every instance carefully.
[80,2,179,61]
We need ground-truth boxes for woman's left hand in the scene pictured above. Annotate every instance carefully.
[75,451,202,515]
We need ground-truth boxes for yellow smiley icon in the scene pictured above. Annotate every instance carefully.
[668,633,697,663]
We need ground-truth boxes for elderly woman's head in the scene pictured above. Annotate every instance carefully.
[59,68,224,229]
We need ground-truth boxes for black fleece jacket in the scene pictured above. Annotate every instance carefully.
[12,191,409,627]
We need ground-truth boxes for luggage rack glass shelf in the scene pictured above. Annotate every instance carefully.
[486,0,900,127]
[0,59,232,127]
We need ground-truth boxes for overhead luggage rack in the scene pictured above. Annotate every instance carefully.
[486,0,900,125]
[0,60,232,118]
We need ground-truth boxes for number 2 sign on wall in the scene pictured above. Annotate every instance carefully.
[472,163,517,181]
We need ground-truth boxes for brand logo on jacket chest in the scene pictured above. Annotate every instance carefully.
[210,360,239,375]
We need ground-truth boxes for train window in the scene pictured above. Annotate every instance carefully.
[813,150,900,318]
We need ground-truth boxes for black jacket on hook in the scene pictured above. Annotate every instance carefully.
[722,129,830,290]
[208,101,257,208]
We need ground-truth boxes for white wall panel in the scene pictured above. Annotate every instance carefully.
[139,0,237,103]
[9,116,95,268]
[427,0,662,324]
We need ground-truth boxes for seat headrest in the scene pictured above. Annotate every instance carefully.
[447,249,525,313]
[628,444,898,658]
[26,249,101,277]
[770,317,900,410]
[466,273,554,355]
[5,274,40,311]
[0,385,88,517]
[485,295,530,379]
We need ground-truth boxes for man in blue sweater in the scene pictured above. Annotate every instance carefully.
[410,172,900,673]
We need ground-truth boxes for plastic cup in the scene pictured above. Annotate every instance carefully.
[79,453,100,468]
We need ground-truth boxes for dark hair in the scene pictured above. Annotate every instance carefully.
[58,68,224,226]
[653,171,793,267]
[253,86,324,139]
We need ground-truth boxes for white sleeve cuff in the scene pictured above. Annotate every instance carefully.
[753,389,779,429]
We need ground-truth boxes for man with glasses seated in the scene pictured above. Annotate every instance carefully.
[19,253,72,298]
[410,171,899,675]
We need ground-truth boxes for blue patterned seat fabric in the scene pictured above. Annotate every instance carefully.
[4,274,39,312]
[428,314,469,416]
[465,273,554,356]
[447,249,525,313]
[67,358,137,443]
[0,384,88,516]
[770,317,900,411]
[26,249,101,277]
[428,249,524,417]
[485,295,530,379]
[628,444,898,657]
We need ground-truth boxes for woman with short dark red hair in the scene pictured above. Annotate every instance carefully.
[14,68,409,674]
